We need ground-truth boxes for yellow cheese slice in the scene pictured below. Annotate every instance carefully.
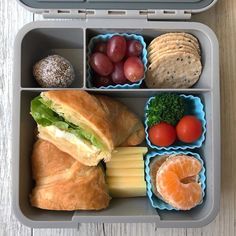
[111,154,143,161]
[113,147,148,156]
[107,176,146,184]
[106,160,144,169]
[106,168,144,177]
[109,184,146,198]
[108,179,146,188]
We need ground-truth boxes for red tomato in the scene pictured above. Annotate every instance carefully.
[148,122,176,147]
[176,115,202,143]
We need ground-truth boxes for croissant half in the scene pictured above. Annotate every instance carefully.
[30,140,111,211]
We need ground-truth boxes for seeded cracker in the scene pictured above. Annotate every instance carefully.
[149,48,200,63]
[149,32,199,48]
[145,52,202,88]
[148,40,200,58]
[148,44,199,60]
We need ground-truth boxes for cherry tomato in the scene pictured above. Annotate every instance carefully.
[148,122,176,147]
[176,115,202,143]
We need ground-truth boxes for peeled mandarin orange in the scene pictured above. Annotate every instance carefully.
[150,155,169,198]
[156,155,202,210]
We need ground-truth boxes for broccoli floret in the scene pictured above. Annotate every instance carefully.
[146,93,185,126]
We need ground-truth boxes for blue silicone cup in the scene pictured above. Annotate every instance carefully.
[87,33,147,89]
[145,151,206,210]
[145,94,206,151]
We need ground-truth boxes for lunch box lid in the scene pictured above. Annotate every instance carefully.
[17,0,218,19]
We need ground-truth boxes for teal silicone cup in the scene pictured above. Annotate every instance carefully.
[145,94,206,151]
[87,33,147,89]
[145,151,206,210]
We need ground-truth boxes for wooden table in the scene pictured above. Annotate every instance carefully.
[0,0,235,235]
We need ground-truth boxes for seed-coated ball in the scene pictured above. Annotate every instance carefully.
[33,55,75,88]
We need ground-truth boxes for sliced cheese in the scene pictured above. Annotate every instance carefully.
[111,154,143,161]
[107,176,146,185]
[106,160,144,169]
[113,147,148,156]
[106,147,147,198]
[109,185,146,198]
[106,168,144,177]
[108,180,146,188]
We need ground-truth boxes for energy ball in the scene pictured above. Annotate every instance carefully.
[33,55,75,88]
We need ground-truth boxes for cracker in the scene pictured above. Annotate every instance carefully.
[148,47,200,63]
[145,52,202,88]
[149,32,199,48]
[148,40,200,57]
[148,50,200,70]
[148,38,200,54]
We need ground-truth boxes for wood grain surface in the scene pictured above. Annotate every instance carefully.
[0,0,235,235]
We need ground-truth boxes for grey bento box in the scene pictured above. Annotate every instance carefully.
[12,0,220,228]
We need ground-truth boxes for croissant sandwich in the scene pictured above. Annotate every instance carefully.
[30,139,111,211]
[30,90,145,166]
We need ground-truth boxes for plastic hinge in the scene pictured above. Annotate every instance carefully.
[42,9,191,20]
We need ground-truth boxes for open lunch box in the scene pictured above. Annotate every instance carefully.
[12,0,220,229]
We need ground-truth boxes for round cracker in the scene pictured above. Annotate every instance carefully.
[148,40,200,57]
[148,46,200,63]
[145,52,202,88]
[148,50,200,70]
[148,37,200,54]
[149,32,199,48]
[150,32,199,44]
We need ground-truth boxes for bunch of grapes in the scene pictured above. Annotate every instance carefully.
[89,35,145,87]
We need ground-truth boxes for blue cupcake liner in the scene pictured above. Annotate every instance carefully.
[87,33,148,89]
[145,94,206,151]
[145,151,206,210]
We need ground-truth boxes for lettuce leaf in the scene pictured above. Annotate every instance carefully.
[30,96,104,149]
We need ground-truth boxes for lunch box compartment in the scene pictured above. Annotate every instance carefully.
[145,94,207,151]
[21,28,84,88]
[13,89,219,227]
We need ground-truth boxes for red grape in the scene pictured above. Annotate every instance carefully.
[126,40,143,57]
[94,42,107,54]
[89,52,113,76]
[124,57,144,82]
[93,75,113,87]
[111,61,128,84]
[107,35,127,63]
